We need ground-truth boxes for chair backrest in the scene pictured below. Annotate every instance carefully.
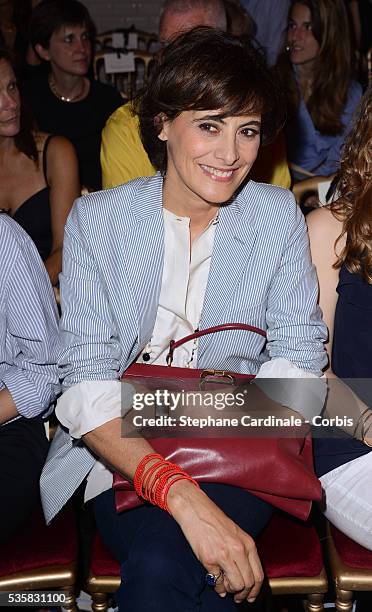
[93,49,155,100]
[95,28,158,53]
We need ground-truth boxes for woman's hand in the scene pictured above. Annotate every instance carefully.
[168,479,263,603]
[84,417,264,603]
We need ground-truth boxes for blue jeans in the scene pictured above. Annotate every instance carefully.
[94,484,273,612]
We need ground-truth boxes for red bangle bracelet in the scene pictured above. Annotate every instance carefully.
[141,459,165,500]
[134,454,162,497]
[134,454,199,513]
[134,453,164,498]
[147,464,177,505]
[154,468,186,508]
[138,459,179,503]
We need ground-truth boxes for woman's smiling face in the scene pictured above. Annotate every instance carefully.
[159,109,261,206]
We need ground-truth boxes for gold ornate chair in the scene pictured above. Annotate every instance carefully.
[327,522,372,611]
[87,512,328,611]
[0,502,78,611]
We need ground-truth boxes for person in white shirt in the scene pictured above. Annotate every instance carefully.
[42,28,327,611]
[0,212,60,544]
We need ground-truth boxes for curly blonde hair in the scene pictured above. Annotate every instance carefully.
[331,87,372,282]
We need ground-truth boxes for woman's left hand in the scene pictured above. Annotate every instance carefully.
[167,479,264,603]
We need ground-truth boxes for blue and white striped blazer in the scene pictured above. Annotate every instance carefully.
[41,173,327,522]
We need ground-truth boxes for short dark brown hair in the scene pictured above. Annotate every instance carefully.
[30,0,96,51]
[138,27,285,173]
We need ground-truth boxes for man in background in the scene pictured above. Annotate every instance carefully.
[101,0,290,189]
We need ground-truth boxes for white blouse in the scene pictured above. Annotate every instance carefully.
[138,208,218,367]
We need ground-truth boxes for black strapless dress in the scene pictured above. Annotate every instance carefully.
[13,187,52,261]
[11,135,53,262]
[314,265,372,477]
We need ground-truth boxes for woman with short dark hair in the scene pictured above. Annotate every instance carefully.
[42,28,327,611]
[23,0,122,191]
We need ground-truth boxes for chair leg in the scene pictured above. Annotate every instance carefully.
[307,592,325,611]
[91,592,109,612]
[335,588,354,612]
[63,588,77,612]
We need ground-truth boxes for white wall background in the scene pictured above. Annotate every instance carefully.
[83,0,162,35]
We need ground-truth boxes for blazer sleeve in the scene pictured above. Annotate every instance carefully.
[1,230,60,417]
[58,198,122,389]
[265,193,328,376]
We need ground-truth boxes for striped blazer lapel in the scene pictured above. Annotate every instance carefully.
[122,175,164,348]
[198,185,258,361]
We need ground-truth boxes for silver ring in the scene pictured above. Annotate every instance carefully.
[205,570,223,586]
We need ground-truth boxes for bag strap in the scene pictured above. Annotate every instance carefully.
[166,323,266,366]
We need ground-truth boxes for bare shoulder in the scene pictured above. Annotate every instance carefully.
[45,136,79,191]
[306,207,345,261]
[306,207,342,240]
[47,134,76,157]
[33,131,76,159]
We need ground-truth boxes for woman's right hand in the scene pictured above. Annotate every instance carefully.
[167,479,264,604]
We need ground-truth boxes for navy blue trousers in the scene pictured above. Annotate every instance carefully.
[94,484,273,612]
[313,429,372,477]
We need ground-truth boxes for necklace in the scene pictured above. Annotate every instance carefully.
[48,76,86,103]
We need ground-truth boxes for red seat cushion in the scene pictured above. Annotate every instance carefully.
[331,525,372,569]
[90,513,323,579]
[0,503,77,577]
[91,531,120,577]
[257,513,323,578]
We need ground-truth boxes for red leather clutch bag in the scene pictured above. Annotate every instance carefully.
[113,324,321,520]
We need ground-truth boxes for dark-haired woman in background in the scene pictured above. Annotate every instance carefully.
[277,0,362,181]
[41,28,327,611]
[24,0,122,191]
[0,49,79,286]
